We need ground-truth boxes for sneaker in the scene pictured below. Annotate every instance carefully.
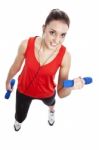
[14,120,21,131]
[48,110,55,126]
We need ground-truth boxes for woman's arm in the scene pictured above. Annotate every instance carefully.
[57,51,84,98]
[57,51,72,98]
[6,39,28,90]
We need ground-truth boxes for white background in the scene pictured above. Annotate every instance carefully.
[0,0,98,149]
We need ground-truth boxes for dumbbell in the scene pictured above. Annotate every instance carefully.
[5,79,15,99]
[63,77,93,88]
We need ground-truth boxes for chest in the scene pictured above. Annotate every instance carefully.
[34,48,59,66]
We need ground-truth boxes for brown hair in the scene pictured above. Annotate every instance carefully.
[45,9,70,28]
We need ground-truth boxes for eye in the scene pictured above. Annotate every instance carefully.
[49,31,56,35]
[61,33,66,38]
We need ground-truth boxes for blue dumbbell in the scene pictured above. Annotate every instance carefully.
[5,79,15,99]
[63,77,93,88]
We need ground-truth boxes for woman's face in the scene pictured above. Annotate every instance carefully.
[43,20,69,50]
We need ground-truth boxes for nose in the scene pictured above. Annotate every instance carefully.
[53,35,61,44]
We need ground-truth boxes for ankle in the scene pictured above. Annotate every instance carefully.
[15,120,21,125]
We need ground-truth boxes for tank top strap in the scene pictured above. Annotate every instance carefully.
[24,37,36,57]
[56,45,66,66]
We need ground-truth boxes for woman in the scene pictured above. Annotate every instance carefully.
[6,9,84,131]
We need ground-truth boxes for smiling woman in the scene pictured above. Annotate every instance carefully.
[42,20,68,50]
[5,8,85,131]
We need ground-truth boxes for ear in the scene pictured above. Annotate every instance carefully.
[42,25,45,33]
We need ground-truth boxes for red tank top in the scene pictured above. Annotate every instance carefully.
[17,37,66,98]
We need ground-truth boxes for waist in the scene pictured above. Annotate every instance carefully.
[17,87,55,98]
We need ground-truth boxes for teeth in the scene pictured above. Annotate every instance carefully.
[51,44,57,46]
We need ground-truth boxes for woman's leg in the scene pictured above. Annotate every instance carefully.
[15,90,33,123]
[41,92,56,126]
[14,90,33,131]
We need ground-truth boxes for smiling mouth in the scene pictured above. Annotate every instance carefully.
[50,42,59,47]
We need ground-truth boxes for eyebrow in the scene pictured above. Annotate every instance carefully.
[49,28,67,35]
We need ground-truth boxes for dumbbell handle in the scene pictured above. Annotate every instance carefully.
[5,79,15,99]
[63,77,93,88]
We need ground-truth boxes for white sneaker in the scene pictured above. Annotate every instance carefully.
[14,120,21,131]
[48,110,55,126]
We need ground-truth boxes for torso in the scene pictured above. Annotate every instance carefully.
[23,36,67,68]
[18,36,67,98]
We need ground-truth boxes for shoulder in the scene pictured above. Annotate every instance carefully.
[20,39,28,51]
[61,48,71,67]
[34,36,42,50]
[18,39,28,54]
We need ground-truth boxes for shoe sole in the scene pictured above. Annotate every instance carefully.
[48,120,55,126]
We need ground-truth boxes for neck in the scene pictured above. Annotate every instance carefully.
[42,39,50,52]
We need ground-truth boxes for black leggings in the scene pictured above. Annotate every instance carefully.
[15,90,56,123]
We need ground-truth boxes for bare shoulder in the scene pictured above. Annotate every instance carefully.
[61,50,71,67]
[57,50,71,89]
[18,39,28,54]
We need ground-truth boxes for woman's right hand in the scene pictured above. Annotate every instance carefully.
[6,80,13,91]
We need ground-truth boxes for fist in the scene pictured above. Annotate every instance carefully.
[73,77,85,90]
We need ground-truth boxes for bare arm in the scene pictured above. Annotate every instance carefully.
[6,39,28,90]
[57,51,72,98]
[57,51,85,98]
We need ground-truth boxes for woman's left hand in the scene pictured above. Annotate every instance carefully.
[72,77,85,90]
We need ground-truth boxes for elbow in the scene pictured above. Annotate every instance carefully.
[57,94,64,99]
[57,90,71,99]
[16,67,21,72]
[10,66,21,75]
